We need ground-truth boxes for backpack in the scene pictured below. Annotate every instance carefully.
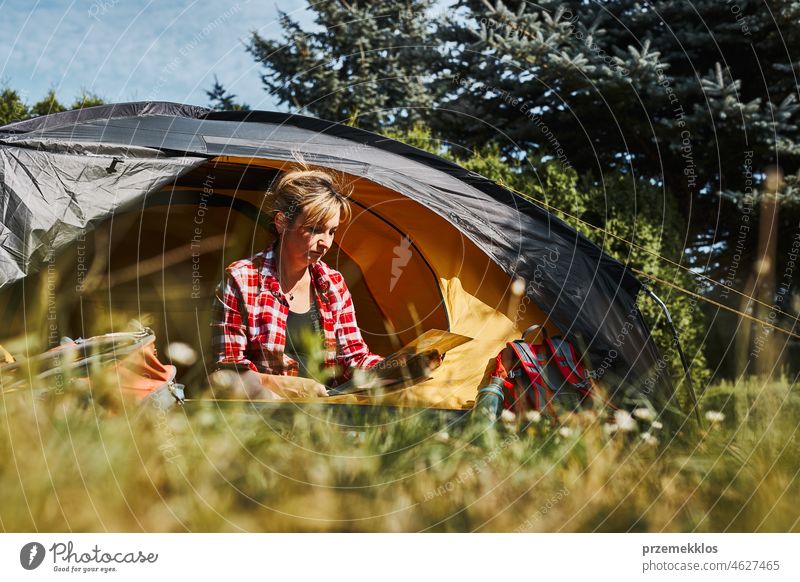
[0,329,185,411]
[476,325,594,421]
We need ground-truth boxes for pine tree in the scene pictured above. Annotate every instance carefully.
[247,0,445,131]
[244,1,800,377]
[443,0,799,302]
[206,76,250,111]
[444,1,798,205]
[248,1,799,212]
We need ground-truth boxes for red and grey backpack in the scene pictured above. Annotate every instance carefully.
[476,325,595,420]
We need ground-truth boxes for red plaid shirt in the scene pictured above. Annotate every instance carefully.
[211,243,383,381]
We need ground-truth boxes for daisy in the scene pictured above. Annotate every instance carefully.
[614,409,637,432]
[500,409,516,423]
[640,432,659,446]
[525,410,542,423]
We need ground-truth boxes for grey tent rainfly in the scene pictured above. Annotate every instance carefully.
[0,101,679,411]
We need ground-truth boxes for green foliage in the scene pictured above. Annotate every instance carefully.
[70,90,104,110]
[0,87,28,126]
[29,89,67,117]
[248,0,800,203]
[0,86,104,125]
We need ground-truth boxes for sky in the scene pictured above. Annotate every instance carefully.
[0,0,317,111]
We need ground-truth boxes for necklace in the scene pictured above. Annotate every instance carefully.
[282,276,299,301]
[278,254,302,301]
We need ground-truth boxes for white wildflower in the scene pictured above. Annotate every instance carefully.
[500,409,516,423]
[165,342,197,366]
[167,414,187,433]
[705,410,725,423]
[197,409,216,428]
[558,426,573,438]
[614,410,637,432]
[434,431,450,442]
[640,432,659,446]
[651,421,663,430]
[344,431,366,444]
[525,410,542,424]
[633,407,654,422]
[603,423,618,436]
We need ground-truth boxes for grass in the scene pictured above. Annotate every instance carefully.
[1,367,798,532]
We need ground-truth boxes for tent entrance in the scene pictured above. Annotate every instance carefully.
[1,157,560,409]
[161,158,452,355]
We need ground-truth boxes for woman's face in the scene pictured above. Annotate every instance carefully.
[278,208,340,266]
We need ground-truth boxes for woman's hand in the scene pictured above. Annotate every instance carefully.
[401,350,443,378]
[208,369,278,400]
[208,370,328,400]
[427,351,443,371]
[260,374,328,399]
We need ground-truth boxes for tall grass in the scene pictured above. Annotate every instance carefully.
[1,370,797,532]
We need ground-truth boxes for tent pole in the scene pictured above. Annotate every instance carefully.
[641,285,703,426]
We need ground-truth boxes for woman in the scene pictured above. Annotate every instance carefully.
[209,164,383,399]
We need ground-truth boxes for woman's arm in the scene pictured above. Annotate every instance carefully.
[210,273,259,372]
[208,369,327,399]
[334,282,383,373]
[210,273,327,398]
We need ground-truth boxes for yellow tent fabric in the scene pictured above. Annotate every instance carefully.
[2,156,560,410]
[204,157,561,409]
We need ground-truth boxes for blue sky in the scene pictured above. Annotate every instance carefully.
[0,0,316,110]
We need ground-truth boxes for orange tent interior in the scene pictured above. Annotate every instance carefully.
[1,158,560,409]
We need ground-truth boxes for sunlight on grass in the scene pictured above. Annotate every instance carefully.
[1,367,797,532]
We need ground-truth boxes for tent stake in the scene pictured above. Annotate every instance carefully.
[641,285,703,426]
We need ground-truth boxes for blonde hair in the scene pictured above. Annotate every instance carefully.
[267,160,352,236]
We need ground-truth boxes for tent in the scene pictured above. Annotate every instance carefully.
[0,102,674,410]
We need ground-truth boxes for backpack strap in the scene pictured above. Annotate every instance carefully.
[507,339,557,415]
[546,336,592,396]
[521,324,547,343]
[550,337,621,411]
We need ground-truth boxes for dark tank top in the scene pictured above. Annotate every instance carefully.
[284,293,323,379]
